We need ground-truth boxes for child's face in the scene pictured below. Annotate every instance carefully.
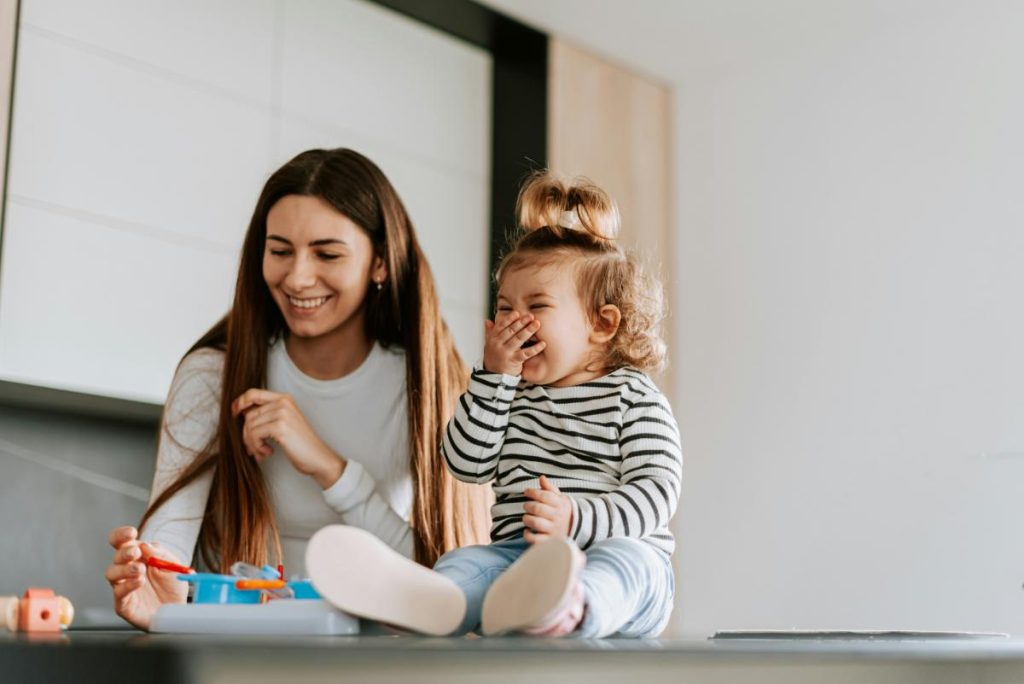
[496,261,605,387]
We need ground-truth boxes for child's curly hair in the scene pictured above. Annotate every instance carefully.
[496,172,667,374]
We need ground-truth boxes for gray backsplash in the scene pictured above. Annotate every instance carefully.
[0,404,158,613]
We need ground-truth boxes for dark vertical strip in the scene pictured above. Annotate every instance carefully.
[489,25,547,311]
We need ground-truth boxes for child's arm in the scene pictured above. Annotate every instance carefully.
[441,368,520,483]
[442,313,543,484]
[568,391,683,547]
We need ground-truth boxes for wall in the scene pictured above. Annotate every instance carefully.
[0,0,491,404]
[672,1,1024,637]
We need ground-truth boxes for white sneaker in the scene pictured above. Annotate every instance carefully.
[306,525,465,636]
[480,538,585,636]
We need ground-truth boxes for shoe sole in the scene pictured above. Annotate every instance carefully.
[306,525,465,636]
[480,538,579,636]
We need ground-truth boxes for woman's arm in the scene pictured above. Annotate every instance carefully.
[231,387,417,558]
[321,462,413,557]
[139,349,221,562]
[106,349,221,629]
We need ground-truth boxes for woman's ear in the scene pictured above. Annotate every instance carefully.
[372,255,388,286]
[590,304,622,344]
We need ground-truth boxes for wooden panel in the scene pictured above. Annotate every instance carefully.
[548,38,674,401]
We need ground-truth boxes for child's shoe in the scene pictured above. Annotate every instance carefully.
[306,525,465,636]
[480,538,586,636]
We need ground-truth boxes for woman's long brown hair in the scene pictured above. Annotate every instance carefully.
[139,149,492,571]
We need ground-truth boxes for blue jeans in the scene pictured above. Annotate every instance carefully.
[433,537,675,638]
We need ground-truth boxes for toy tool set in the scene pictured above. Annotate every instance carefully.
[147,560,358,635]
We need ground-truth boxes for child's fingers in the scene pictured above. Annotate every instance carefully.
[519,341,546,359]
[523,501,558,520]
[539,475,560,492]
[498,314,533,343]
[523,514,554,534]
[487,312,519,340]
[505,320,539,349]
[524,488,563,506]
[524,529,550,544]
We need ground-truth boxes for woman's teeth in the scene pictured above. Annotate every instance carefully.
[289,295,330,309]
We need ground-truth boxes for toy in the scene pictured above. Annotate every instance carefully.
[0,588,74,632]
[146,560,357,635]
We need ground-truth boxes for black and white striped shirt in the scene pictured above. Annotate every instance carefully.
[442,366,683,556]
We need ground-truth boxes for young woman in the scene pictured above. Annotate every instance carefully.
[103,148,491,629]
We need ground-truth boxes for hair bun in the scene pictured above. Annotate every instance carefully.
[516,172,620,241]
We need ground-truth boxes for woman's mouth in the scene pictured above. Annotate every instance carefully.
[287,295,332,313]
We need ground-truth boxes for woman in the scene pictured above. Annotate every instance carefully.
[104,148,492,629]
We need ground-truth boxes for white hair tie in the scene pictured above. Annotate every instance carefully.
[557,209,579,230]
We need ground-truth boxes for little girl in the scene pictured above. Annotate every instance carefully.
[306,173,682,638]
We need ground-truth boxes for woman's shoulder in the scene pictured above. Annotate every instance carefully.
[178,345,224,369]
[166,347,225,415]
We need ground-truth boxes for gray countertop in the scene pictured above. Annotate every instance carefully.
[6,630,1024,683]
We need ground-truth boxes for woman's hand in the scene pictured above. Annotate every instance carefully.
[232,389,345,489]
[483,312,546,376]
[105,526,187,630]
[522,476,574,544]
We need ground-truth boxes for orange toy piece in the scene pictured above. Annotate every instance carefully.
[1,588,74,632]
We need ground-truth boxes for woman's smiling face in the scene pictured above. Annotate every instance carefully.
[262,194,384,342]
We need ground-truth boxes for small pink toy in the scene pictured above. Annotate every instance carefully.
[0,588,74,632]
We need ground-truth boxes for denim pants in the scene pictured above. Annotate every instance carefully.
[433,536,675,638]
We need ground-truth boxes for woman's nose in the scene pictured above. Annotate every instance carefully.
[284,255,317,290]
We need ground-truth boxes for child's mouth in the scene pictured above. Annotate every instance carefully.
[521,336,539,349]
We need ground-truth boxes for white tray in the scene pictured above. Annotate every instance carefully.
[150,599,359,635]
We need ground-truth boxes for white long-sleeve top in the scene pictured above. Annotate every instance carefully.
[140,338,413,573]
[441,366,682,556]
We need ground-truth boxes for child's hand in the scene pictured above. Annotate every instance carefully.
[523,475,573,543]
[483,312,546,376]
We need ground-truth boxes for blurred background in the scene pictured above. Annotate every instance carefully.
[2,0,1023,639]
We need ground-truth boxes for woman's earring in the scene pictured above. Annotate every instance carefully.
[376,281,383,292]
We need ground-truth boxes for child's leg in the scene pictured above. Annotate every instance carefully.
[433,538,527,635]
[307,525,466,635]
[577,538,675,639]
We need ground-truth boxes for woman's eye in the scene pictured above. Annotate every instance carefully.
[318,253,341,261]
[269,249,291,257]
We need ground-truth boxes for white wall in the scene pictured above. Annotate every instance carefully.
[674,2,1024,637]
[0,0,490,404]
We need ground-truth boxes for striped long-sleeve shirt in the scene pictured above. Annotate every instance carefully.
[442,366,683,556]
